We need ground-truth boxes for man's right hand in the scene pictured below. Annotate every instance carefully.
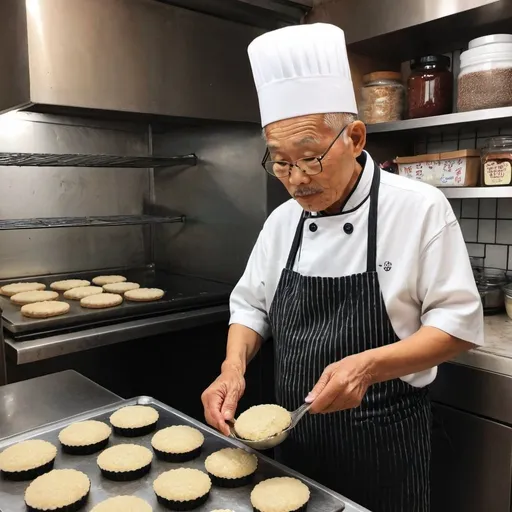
[201,364,246,436]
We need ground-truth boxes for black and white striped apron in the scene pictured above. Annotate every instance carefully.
[269,162,431,512]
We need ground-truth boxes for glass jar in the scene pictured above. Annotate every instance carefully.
[360,71,404,124]
[481,136,512,186]
[407,55,453,119]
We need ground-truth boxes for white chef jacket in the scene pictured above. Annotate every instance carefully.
[230,150,484,387]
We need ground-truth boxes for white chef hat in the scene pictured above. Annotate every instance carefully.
[248,23,357,127]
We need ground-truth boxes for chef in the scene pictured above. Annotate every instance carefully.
[202,23,483,512]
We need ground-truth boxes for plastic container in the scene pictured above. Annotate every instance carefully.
[360,71,404,124]
[469,34,512,49]
[407,55,453,118]
[395,149,480,187]
[481,136,512,186]
[476,268,507,315]
[458,40,512,112]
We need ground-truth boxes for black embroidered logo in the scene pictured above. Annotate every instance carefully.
[379,261,392,272]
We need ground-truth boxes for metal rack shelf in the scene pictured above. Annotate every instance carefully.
[440,187,512,199]
[0,215,185,230]
[366,106,512,136]
[0,152,197,168]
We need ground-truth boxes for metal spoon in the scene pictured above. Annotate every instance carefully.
[227,403,311,451]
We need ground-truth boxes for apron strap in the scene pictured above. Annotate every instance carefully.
[285,211,307,270]
[366,162,381,272]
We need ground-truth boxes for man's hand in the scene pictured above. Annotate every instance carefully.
[201,364,246,436]
[305,354,373,414]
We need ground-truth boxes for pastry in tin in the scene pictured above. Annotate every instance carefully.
[24,468,90,512]
[97,444,153,481]
[110,405,159,437]
[153,468,212,511]
[0,439,57,481]
[204,447,257,487]
[59,420,112,455]
[91,495,153,512]
[151,425,204,462]
[251,477,310,512]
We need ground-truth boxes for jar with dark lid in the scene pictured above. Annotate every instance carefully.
[407,55,453,119]
[481,136,512,186]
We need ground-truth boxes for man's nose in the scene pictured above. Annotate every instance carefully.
[288,165,310,186]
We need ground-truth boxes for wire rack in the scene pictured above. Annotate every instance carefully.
[0,153,197,168]
[0,215,185,230]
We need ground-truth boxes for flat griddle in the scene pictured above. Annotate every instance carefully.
[0,266,232,337]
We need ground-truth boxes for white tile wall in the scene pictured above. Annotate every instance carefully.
[450,198,512,270]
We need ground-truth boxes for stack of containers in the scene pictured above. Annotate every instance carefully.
[458,34,512,112]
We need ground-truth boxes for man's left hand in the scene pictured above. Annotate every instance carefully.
[305,354,373,413]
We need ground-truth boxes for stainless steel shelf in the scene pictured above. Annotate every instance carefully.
[0,152,197,168]
[440,187,512,199]
[0,215,185,230]
[366,107,512,136]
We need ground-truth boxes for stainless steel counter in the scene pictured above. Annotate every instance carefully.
[0,370,121,439]
[451,314,512,377]
[4,305,229,365]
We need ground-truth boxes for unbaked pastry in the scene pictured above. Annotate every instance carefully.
[64,286,104,300]
[10,290,58,305]
[0,282,45,296]
[124,288,164,302]
[21,301,70,319]
[50,279,90,291]
[80,293,123,309]
[92,275,127,286]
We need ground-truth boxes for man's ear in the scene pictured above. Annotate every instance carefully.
[345,121,366,158]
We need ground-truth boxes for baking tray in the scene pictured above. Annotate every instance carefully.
[0,267,232,336]
[0,396,353,512]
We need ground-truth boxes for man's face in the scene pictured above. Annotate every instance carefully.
[264,114,364,212]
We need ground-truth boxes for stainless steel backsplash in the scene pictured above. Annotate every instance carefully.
[0,112,150,278]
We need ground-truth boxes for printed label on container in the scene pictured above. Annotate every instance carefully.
[398,158,467,187]
[484,161,512,186]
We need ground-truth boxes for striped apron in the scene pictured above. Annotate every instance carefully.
[269,163,431,512]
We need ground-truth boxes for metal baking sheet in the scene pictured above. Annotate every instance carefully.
[0,397,367,512]
[0,267,232,336]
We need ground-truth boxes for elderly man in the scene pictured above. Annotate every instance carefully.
[201,23,483,512]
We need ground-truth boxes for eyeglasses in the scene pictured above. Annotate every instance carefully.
[261,124,349,178]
